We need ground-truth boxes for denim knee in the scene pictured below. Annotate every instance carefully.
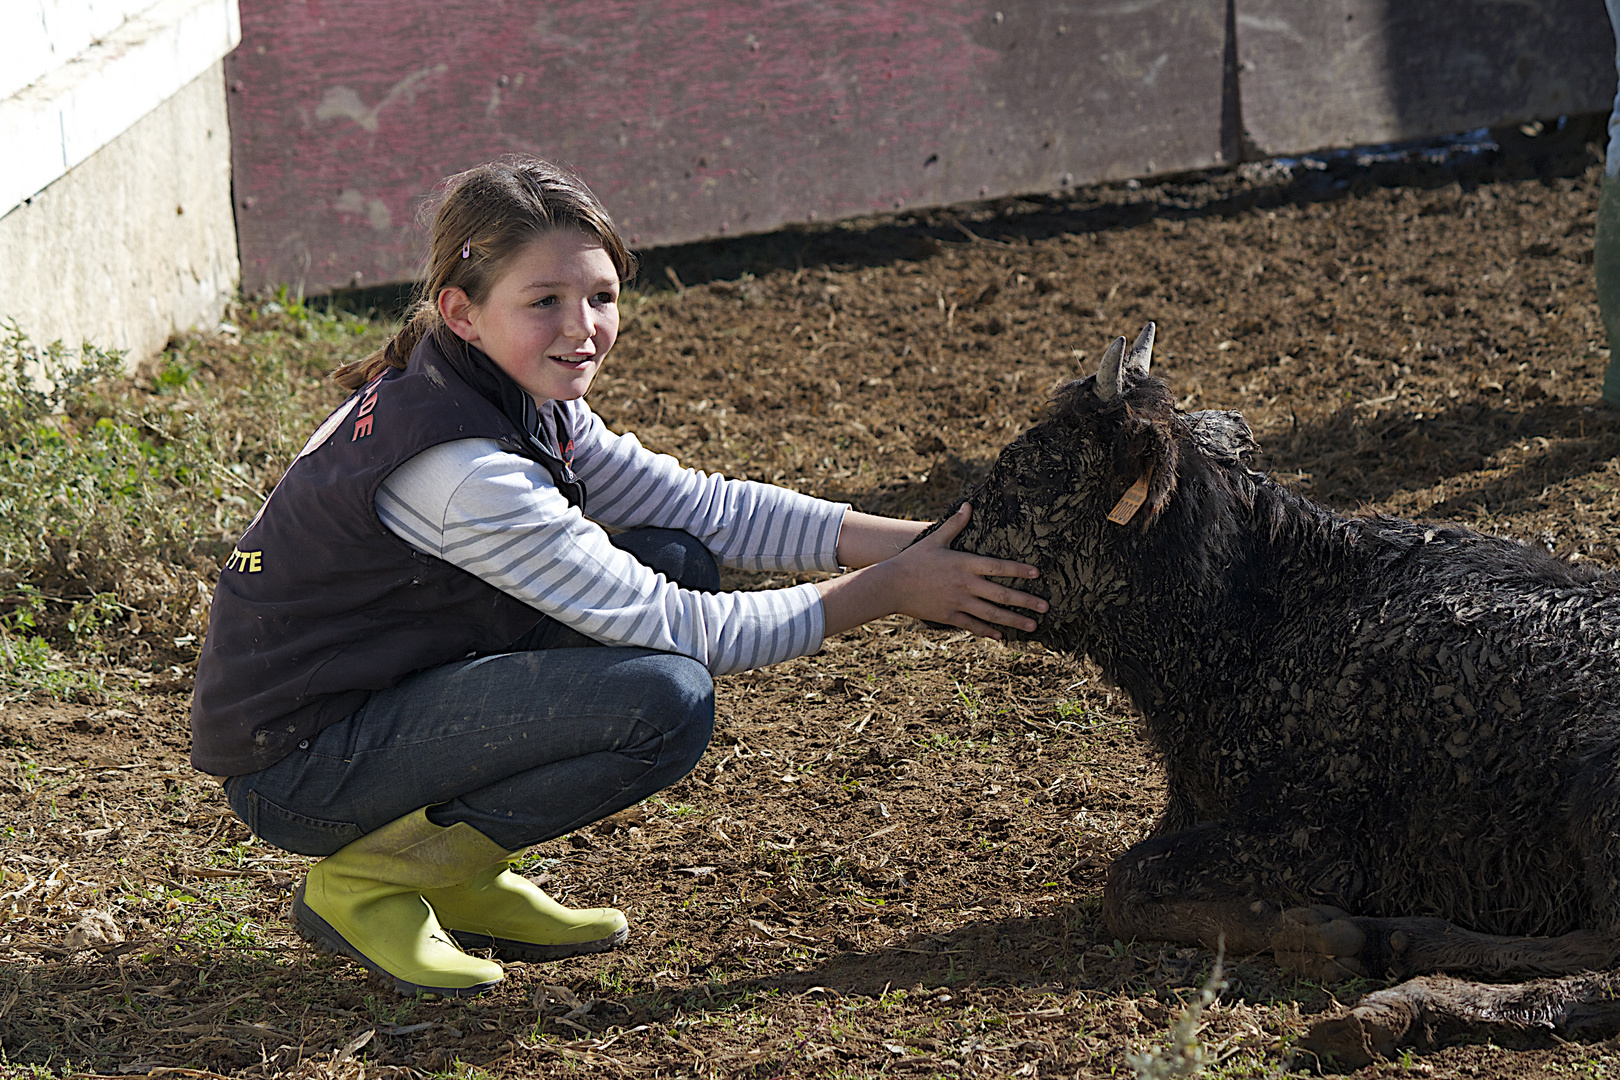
[638,653,715,783]
[612,528,721,592]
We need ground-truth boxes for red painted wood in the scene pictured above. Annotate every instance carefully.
[227,0,1227,294]
[1237,0,1613,157]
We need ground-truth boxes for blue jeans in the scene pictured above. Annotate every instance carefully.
[223,529,718,855]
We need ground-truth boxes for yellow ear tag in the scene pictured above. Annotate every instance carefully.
[1106,467,1153,525]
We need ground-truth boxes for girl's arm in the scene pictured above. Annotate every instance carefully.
[569,403,844,573]
[567,410,1041,639]
[378,438,828,674]
[832,510,932,568]
[819,503,1045,639]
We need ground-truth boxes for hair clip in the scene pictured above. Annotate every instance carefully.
[461,239,471,259]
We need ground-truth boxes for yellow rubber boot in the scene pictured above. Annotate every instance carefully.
[292,808,504,996]
[424,856,630,963]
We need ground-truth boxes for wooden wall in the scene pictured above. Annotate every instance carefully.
[226,0,1613,295]
[1237,0,1614,157]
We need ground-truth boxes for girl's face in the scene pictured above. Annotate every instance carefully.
[440,229,620,404]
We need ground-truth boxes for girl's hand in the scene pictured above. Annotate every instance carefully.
[816,503,1046,639]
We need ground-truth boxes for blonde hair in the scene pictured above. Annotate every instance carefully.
[333,157,637,391]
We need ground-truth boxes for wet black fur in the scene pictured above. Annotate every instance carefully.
[943,371,1620,940]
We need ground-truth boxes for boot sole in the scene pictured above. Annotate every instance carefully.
[447,923,630,963]
[291,882,502,998]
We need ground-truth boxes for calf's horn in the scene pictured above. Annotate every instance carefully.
[1094,322,1156,401]
[1094,336,1128,401]
[1125,322,1156,379]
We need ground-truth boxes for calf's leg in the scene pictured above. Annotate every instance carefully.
[1107,822,1620,980]
[1271,909,1620,980]
[1302,973,1620,1070]
[1104,820,1338,958]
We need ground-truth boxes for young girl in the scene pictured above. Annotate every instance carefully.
[190,156,1045,996]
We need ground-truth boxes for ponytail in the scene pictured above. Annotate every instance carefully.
[332,301,436,391]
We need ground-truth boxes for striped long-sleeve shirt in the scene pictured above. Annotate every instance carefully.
[375,398,847,675]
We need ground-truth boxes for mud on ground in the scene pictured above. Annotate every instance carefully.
[4,137,1620,1079]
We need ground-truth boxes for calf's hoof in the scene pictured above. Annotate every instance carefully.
[1271,906,1369,979]
[1275,949,1366,980]
[1300,995,1415,1072]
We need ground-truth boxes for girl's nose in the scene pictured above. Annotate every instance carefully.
[561,300,595,345]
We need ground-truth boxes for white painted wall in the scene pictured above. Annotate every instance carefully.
[0,0,242,365]
[0,64,239,364]
[0,0,241,217]
[1,0,160,101]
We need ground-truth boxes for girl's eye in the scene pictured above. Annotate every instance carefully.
[533,295,558,307]
[592,291,616,305]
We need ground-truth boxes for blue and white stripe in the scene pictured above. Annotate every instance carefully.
[375,399,845,675]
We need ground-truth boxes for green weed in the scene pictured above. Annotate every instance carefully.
[1056,699,1093,720]
[425,1062,498,1080]
[0,307,386,700]
[1127,946,1237,1080]
[650,797,702,818]
[952,681,981,722]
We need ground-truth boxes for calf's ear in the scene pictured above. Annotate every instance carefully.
[1183,409,1257,465]
[1115,414,1180,523]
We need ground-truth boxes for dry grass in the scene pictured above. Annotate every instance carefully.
[4,144,1620,1077]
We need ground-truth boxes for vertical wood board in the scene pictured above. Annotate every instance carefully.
[1236,0,1614,158]
[227,0,1227,294]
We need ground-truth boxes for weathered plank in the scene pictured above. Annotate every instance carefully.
[227,0,1226,294]
[1236,0,1614,158]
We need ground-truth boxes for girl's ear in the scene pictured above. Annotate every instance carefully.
[438,287,479,342]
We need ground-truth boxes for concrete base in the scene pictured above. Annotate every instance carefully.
[0,61,238,366]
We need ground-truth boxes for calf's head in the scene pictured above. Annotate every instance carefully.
[940,322,1258,654]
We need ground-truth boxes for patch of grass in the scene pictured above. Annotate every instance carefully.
[952,680,982,722]
[1126,946,1299,1080]
[650,797,703,818]
[514,851,563,875]
[364,991,418,1026]
[426,1063,499,1080]
[0,306,385,701]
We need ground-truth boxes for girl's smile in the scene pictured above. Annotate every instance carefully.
[439,229,620,403]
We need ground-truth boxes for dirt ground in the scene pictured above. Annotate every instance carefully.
[5,127,1620,1079]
